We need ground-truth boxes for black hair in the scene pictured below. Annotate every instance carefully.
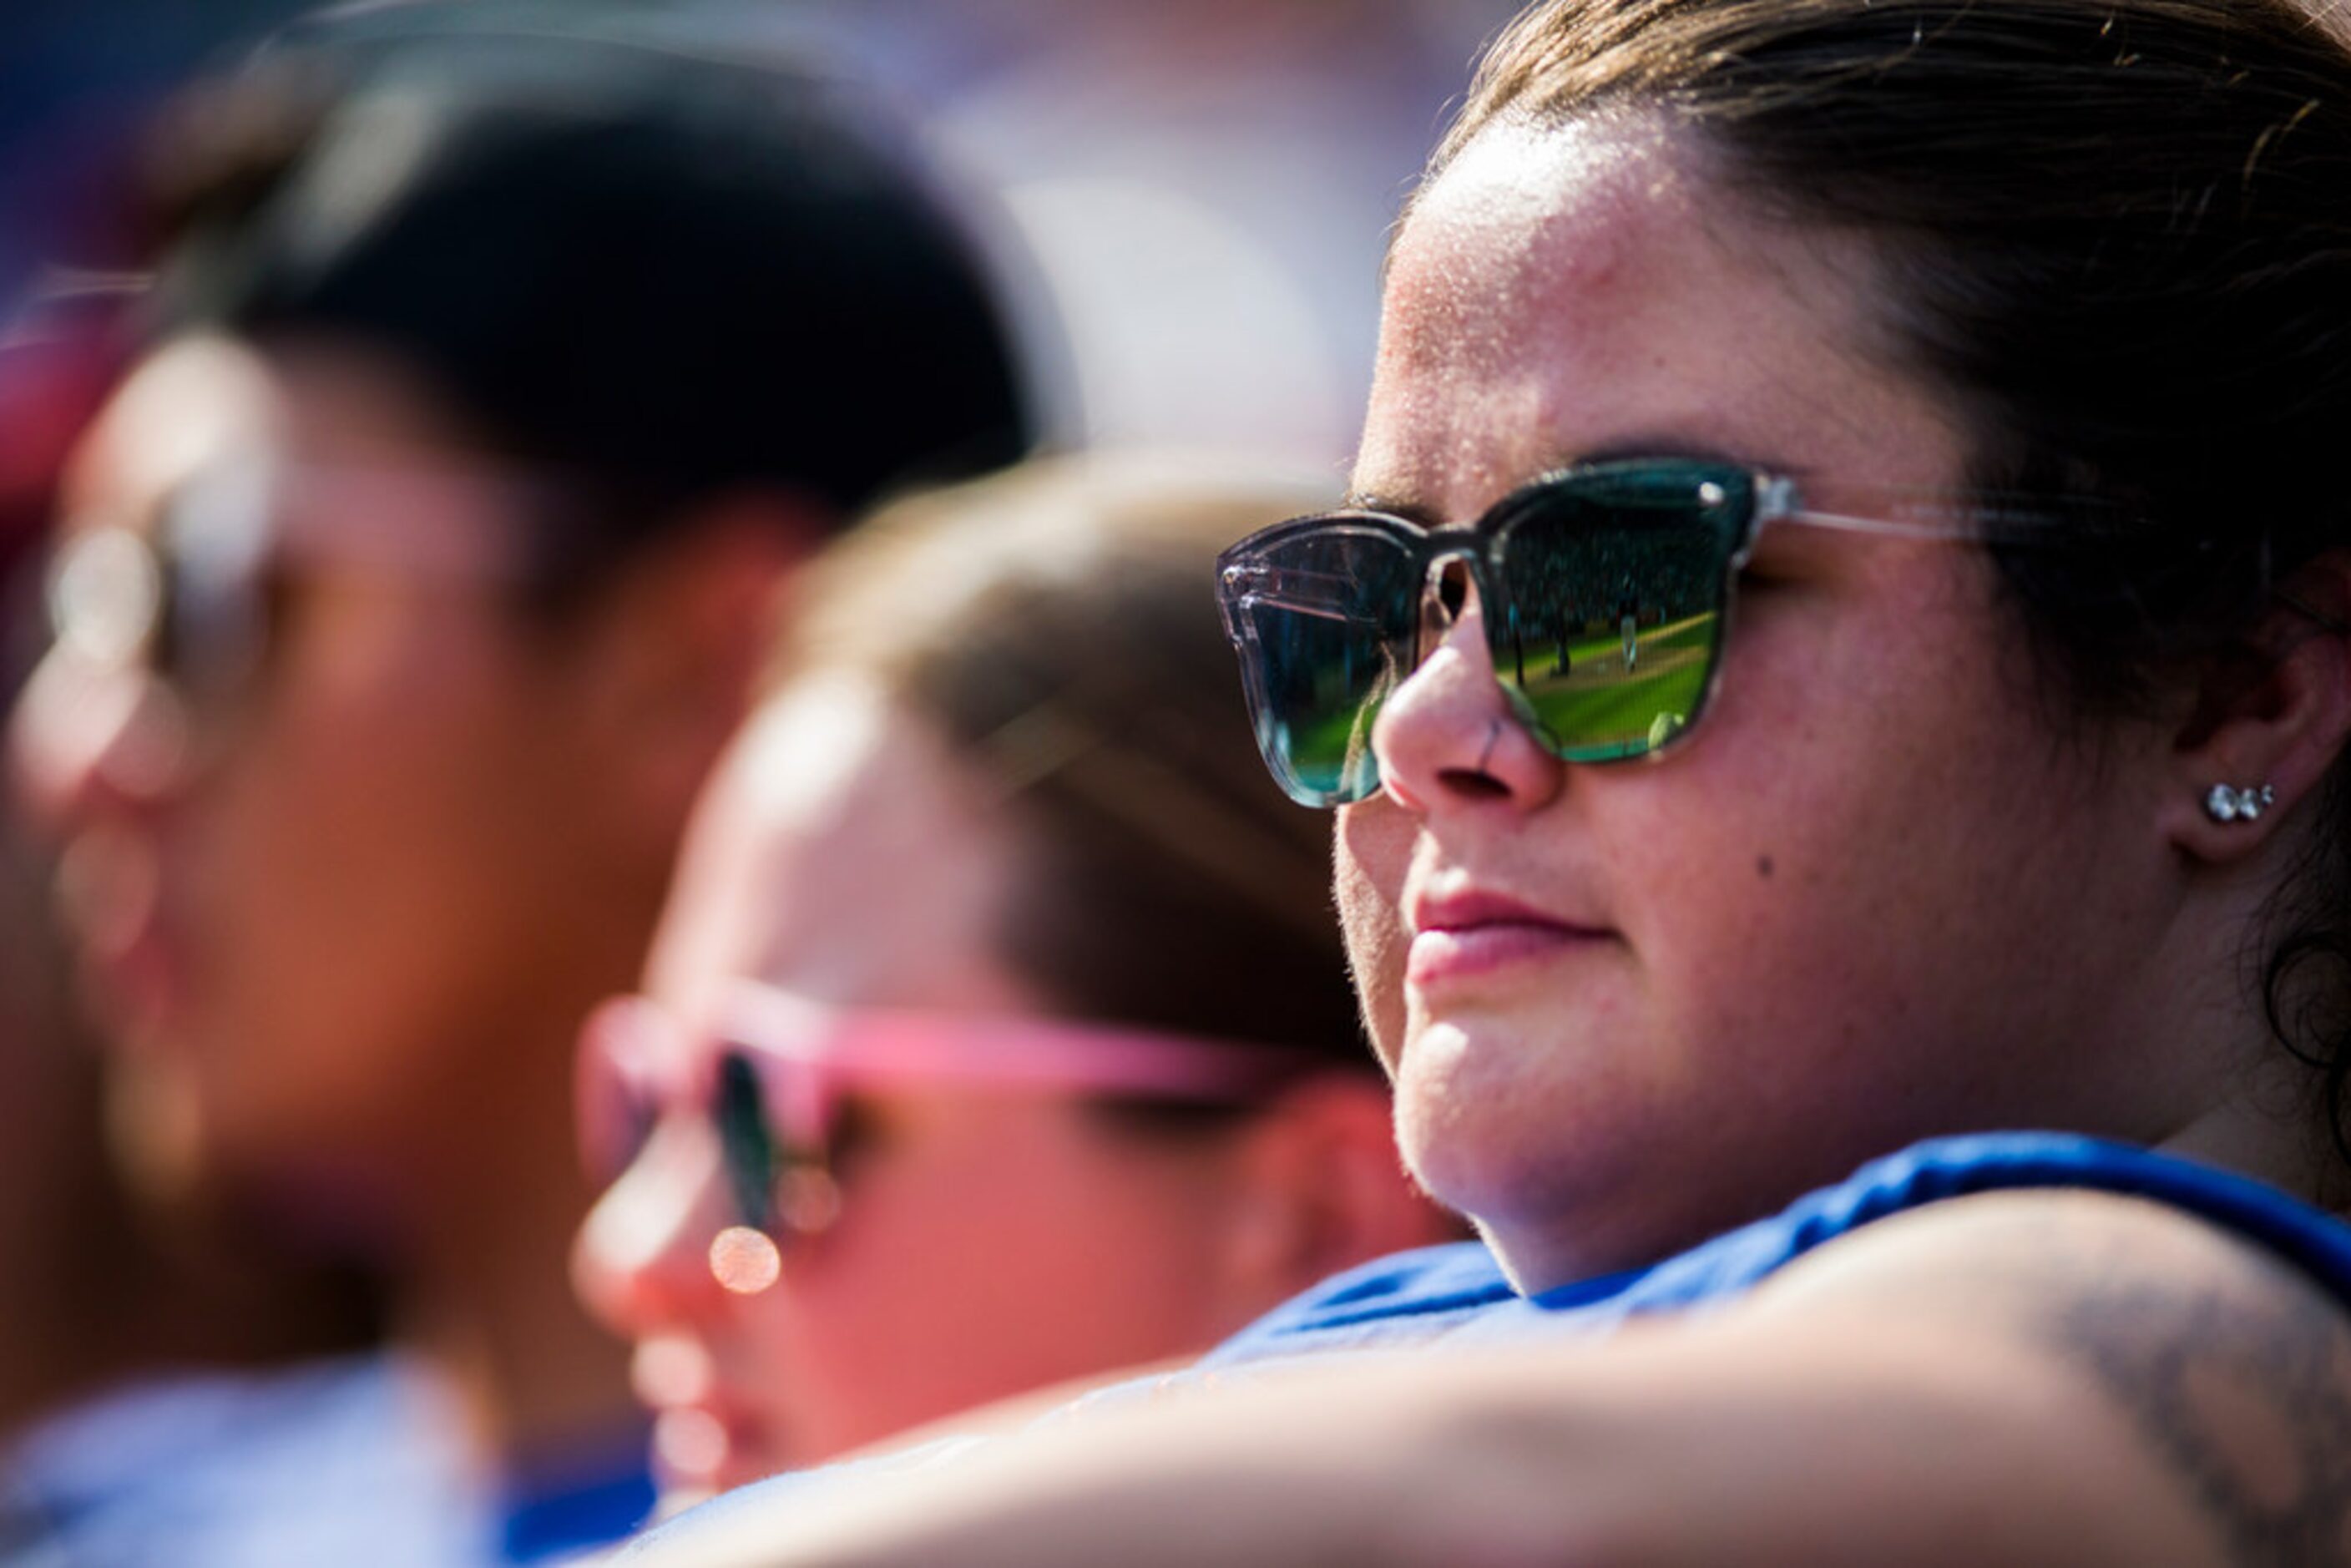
[144,18,1034,555]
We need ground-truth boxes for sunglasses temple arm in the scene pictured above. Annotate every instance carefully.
[1776,505,2011,544]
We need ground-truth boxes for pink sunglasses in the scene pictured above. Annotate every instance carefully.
[578,984,1327,1281]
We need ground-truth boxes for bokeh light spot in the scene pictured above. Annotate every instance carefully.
[709,1224,781,1295]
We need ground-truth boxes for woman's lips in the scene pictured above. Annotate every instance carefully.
[1404,889,1608,989]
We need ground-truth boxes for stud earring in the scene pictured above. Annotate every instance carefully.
[2204,783,2277,823]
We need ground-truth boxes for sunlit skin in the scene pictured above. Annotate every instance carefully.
[594,101,2351,1568]
[1335,117,2270,1292]
[574,683,1294,1496]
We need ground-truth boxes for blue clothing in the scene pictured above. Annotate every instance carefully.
[500,1442,659,1565]
[624,1130,2351,1558]
[1,1353,652,1568]
[1198,1130,2351,1367]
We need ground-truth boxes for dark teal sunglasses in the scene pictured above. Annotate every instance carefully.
[1216,456,2048,807]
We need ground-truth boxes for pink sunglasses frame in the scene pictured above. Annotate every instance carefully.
[576,981,1333,1223]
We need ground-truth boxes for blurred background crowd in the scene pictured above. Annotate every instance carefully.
[0,2,1514,1562]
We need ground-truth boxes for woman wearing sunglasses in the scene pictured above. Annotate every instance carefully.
[622,0,2351,1561]
[571,458,1451,1503]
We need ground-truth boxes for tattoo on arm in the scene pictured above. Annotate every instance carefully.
[2050,1269,2351,1567]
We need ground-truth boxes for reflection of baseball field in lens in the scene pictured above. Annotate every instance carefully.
[1256,600,1718,787]
[1237,532,1413,803]
[1504,611,1718,761]
[1223,461,1753,803]
[1261,662,1393,802]
[1489,467,1738,762]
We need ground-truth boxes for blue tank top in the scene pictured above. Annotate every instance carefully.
[1196,1130,2351,1369]
[619,1130,2351,1560]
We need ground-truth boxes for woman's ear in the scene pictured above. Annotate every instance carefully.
[2164,549,2351,863]
[1210,1074,1464,1320]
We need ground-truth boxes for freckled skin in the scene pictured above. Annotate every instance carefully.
[1339,119,2198,1290]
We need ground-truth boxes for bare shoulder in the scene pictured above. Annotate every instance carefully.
[1746,1186,2351,1568]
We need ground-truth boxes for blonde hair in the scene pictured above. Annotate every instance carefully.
[766,454,1369,1064]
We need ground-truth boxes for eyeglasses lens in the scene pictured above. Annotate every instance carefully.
[50,527,164,670]
[711,1050,845,1241]
[154,466,276,702]
[712,1052,781,1235]
[1228,462,1751,804]
[48,463,279,716]
[1226,526,1419,806]
[1486,463,1745,764]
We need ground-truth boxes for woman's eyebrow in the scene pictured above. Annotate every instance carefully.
[1338,488,1445,524]
[1342,439,1782,522]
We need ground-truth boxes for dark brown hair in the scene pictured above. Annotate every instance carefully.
[768,456,1369,1080]
[1444,0,2351,1158]
[139,17,1031,562]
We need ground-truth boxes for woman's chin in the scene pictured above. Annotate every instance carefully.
[1394,1049,1676,1274]
[1396,1015,1615,1157]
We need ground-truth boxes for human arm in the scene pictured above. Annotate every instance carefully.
[623,1190,2351,1567]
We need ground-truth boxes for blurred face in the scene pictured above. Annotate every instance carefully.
[574,683,1258,1494]
[1338,119,2187,1290]
[10,335,631,1222]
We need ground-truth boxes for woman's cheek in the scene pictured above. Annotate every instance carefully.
[1336,802,1412,1074]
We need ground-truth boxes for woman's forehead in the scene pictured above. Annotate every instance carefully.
[731,675,906,827]
[642,677,905,1022]
[1378,118,1701,387]
[1360,116,1953,519]
[646,680,1031,1029]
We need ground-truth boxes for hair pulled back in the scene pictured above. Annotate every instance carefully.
[1448,0,2351,1158]
[768,456,1368,1079]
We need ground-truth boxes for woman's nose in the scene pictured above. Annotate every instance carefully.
[1370,586,1561,815]
[572,1121,737,1337]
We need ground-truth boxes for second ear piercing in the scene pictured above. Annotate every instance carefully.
[2204,783,2276,823]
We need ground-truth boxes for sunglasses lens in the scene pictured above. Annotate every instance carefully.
[155,463,276,701]
[1488,462,1750,762]
[575,999,664,1187]
[1222,524,1421,807]
[713,1052,779,1234]
[49,527,164,670]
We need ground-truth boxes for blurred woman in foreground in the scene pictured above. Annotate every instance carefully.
[627,0,2351,1561]
[574,458,1451,1501]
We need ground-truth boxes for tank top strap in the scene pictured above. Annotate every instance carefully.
[1215,1132,2351,1363]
